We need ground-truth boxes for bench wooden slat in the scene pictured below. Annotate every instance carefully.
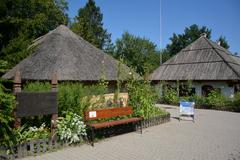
[85,107,133,121]
[89,117,142,129]
[84,106,143,146]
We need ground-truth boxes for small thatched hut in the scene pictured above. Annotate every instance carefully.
[2,25,140,86]
[149,35,240,97]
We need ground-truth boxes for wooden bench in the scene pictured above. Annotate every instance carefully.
[84,106,142,146]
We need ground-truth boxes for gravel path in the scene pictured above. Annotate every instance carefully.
[20,105,240,160]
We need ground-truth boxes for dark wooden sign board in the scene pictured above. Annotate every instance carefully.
[16,92,57,117]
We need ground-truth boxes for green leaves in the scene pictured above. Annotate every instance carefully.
[127,80,166,118]
[23,81,51,92]
[71,0,111,50]
[56,112,87,144]
[0,84,16,148]
[57,83,107,117]
[114,32,160,76]
[0,0,68,72]
[166,24,212,57]
[0,60,8,75]
[217,36,229,49]
[162,87,179,105]
[165,24,230,59]
[205,90,228,110]
[16,123,50,142]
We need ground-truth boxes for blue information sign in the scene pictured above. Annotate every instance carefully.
[179,101,195,122]
[180,101,195,115]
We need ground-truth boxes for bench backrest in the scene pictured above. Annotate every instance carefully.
[84,107,133,121]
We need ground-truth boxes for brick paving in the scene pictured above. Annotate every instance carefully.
[20,105,240,160]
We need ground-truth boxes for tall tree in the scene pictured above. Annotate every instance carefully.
[71,0,111,50]
[217,36,229,49]
[166,24,211,57]
[113,32,159,76]
[0,0,68,69]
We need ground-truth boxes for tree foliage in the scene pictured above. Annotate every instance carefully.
[166,24,211,57]
[159,49,171,64]
[0,84,16,148]
[71,0,111,50]
[217,36,229,49]
[126,79,167,118]
[113,32,160,76]
[0,0,68,70]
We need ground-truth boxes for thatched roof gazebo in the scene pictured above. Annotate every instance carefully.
[2,25,140,82]
[149,35,240,97]
[150,35,240,81]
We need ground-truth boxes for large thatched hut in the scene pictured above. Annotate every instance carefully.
[2,25,139,86]
[149,34,240,97]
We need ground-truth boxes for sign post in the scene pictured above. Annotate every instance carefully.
[179,101,195,122]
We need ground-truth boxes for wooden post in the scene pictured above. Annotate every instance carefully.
[51,72,58,92]
[13,71,21,128]
[176,80,180,98]
[51,72,58,139]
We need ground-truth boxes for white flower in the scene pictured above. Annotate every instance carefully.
[56,113,87,144]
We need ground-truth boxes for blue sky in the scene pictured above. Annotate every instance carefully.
[67,0,240,53]
[67,0,160,48]
[162,0,240,53]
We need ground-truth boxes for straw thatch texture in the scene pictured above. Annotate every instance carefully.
[2,25,140,81]
[149,36,240,81]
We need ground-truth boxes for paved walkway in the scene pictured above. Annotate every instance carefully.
[21,105,240,160]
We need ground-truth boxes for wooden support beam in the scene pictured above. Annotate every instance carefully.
[13,71,21,128]
[51,72,58,139]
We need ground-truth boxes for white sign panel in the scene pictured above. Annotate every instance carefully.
[180,101,195,115]
[89,111,97,118]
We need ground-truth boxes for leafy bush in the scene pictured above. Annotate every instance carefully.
[127,80,167,118]
[58,82,107,116]
[191,95,206,107]
[58,83,88,116]
[23,81,51,91]
[205,90,228,110]
[56,112,87,144]
[229,92,240,112]
[162,87,179,105]
[0,84,16,149]
[16,123,50,143]
[189,91,239,112]
[23,81,108,117]
[0,60,9,75]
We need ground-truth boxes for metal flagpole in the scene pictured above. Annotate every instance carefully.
[160,0,163,65]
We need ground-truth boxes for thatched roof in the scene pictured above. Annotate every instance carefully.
[2,25,140,81]
[149,35,240,81]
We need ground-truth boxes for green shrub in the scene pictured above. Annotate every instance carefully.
[0,60,9,75]
[58,83,87,117]
[205,90,228,110]
[15,123,50,142]
[23,81,51,91]
[0,84,16,149]
[127,80,167,118]
[56,112,87,144]
[230,92,240,112]
[58,82,107,116]
[191,95,206,107]
[162,87,179,105]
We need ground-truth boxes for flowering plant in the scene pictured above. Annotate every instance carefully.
[56,112,87,144]
[16,123,50,142]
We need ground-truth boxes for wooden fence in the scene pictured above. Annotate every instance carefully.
[0,138,66,159]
